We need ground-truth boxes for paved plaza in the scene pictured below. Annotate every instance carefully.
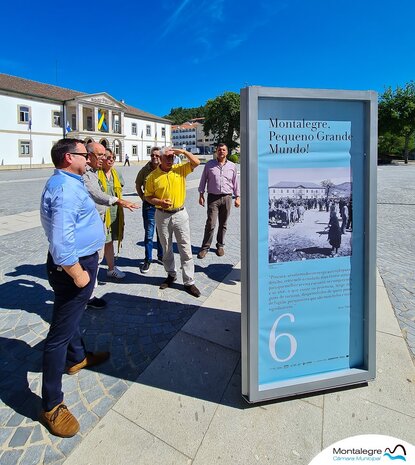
[0,162,414,464]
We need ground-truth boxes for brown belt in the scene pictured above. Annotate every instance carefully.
[158,206,184,214]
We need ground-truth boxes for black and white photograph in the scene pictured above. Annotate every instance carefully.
[268,167,352,263]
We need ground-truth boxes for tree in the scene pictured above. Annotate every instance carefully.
[203,91,240,152]
[164,106,205,125]
[378,82,415,164]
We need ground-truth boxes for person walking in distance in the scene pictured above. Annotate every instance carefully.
[197,143,240,258]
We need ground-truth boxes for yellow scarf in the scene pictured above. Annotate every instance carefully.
[98,168,124,252]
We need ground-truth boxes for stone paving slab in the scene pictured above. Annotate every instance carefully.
[377,165,415,360]
[113,331,240,458]
[51,410,192,465]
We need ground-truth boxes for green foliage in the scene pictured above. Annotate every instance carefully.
[378,132,407,156]
[227,153,240,164]
[378,82,415,163]
[203,92,240,152]
[163,106,205,125]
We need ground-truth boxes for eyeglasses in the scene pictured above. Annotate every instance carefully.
[88,152,106,159]
[69,152,89,160]
[106,156,115,161]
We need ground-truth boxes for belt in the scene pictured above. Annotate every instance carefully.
[159,206,184,214]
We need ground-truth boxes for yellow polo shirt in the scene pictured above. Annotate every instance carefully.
[144,162,192,209]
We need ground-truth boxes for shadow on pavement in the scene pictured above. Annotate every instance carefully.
[0,278,54,323]
[0,337,42,422]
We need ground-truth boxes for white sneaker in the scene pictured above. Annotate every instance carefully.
[107,267,126,279]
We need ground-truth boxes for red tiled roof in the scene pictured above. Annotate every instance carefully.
[0,73,170,123]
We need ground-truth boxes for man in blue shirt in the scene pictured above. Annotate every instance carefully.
[39,138,110,438]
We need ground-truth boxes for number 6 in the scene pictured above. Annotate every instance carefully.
[269,313,297,362]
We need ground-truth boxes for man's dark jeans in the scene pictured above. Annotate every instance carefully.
[142,201,163,262]
[42,252,98,411]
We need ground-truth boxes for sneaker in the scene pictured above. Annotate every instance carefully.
[156,256,164,264]
[216,247,224,257]
[159,275,176,289]
[107,267,125,279]
[184,284,201,298]
[66,351,110,375]
[86,297,107,309]
[40,403,79,438]
[197,249,208,259]
[141,261,151,274]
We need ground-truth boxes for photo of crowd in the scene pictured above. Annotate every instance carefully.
[268,167,352,263]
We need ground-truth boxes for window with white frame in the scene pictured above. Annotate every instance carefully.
[132,145,137,156]
[146,125,151,136]
[71,114,76,131]
[19,140,31,157]
[132,123,137,135]
[113,115,120,133]
[146,146,151,155]
[52,110,62,127]
[161,127,166,137]
[18,105,30,123]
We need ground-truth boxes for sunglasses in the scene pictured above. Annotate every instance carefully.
[69,152,89,160]
[106,156,115,161]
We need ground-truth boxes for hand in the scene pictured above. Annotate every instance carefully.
[73,270,90,288]
[234,197,240,208]
[118,199,140,211]
[160,198,172,209]
[199,194,205,207]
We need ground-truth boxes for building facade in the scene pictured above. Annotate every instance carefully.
[269,182,326,201]
[0,73,171,166]
[171,118,215,154]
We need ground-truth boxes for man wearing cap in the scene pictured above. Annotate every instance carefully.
[39,138,109,437]
[197,143,240,258]
[144,146,201,297]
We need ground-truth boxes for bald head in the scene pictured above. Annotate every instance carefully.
[87,142,106,169]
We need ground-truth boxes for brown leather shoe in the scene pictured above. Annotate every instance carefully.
[197,249,208,259]
[40,403,79,438]
[184,284,201,297]
[66,351,110,375]
[159,274,177,289]
[216,246,224,256]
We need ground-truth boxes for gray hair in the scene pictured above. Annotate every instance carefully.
[160,146,173,156]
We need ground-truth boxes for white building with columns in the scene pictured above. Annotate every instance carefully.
[0,73,171,166]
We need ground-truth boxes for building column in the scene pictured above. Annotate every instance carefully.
[108,110,113,134]
[77,104,83,132]
[120,112,125,136]
[94,107,99,132]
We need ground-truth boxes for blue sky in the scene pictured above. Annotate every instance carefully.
[1,0,414,117]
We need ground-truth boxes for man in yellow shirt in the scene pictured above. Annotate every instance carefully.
[144,146,201,297]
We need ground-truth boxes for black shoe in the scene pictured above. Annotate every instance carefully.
[159,275,176,289]
[184,284,201,297]
[86,297,107,309]
[156,256,164,265]
[141,261,151,273]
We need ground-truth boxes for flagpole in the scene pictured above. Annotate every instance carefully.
[29,119,32,169]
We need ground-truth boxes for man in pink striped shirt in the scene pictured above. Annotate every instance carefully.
[197,143,240,259]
